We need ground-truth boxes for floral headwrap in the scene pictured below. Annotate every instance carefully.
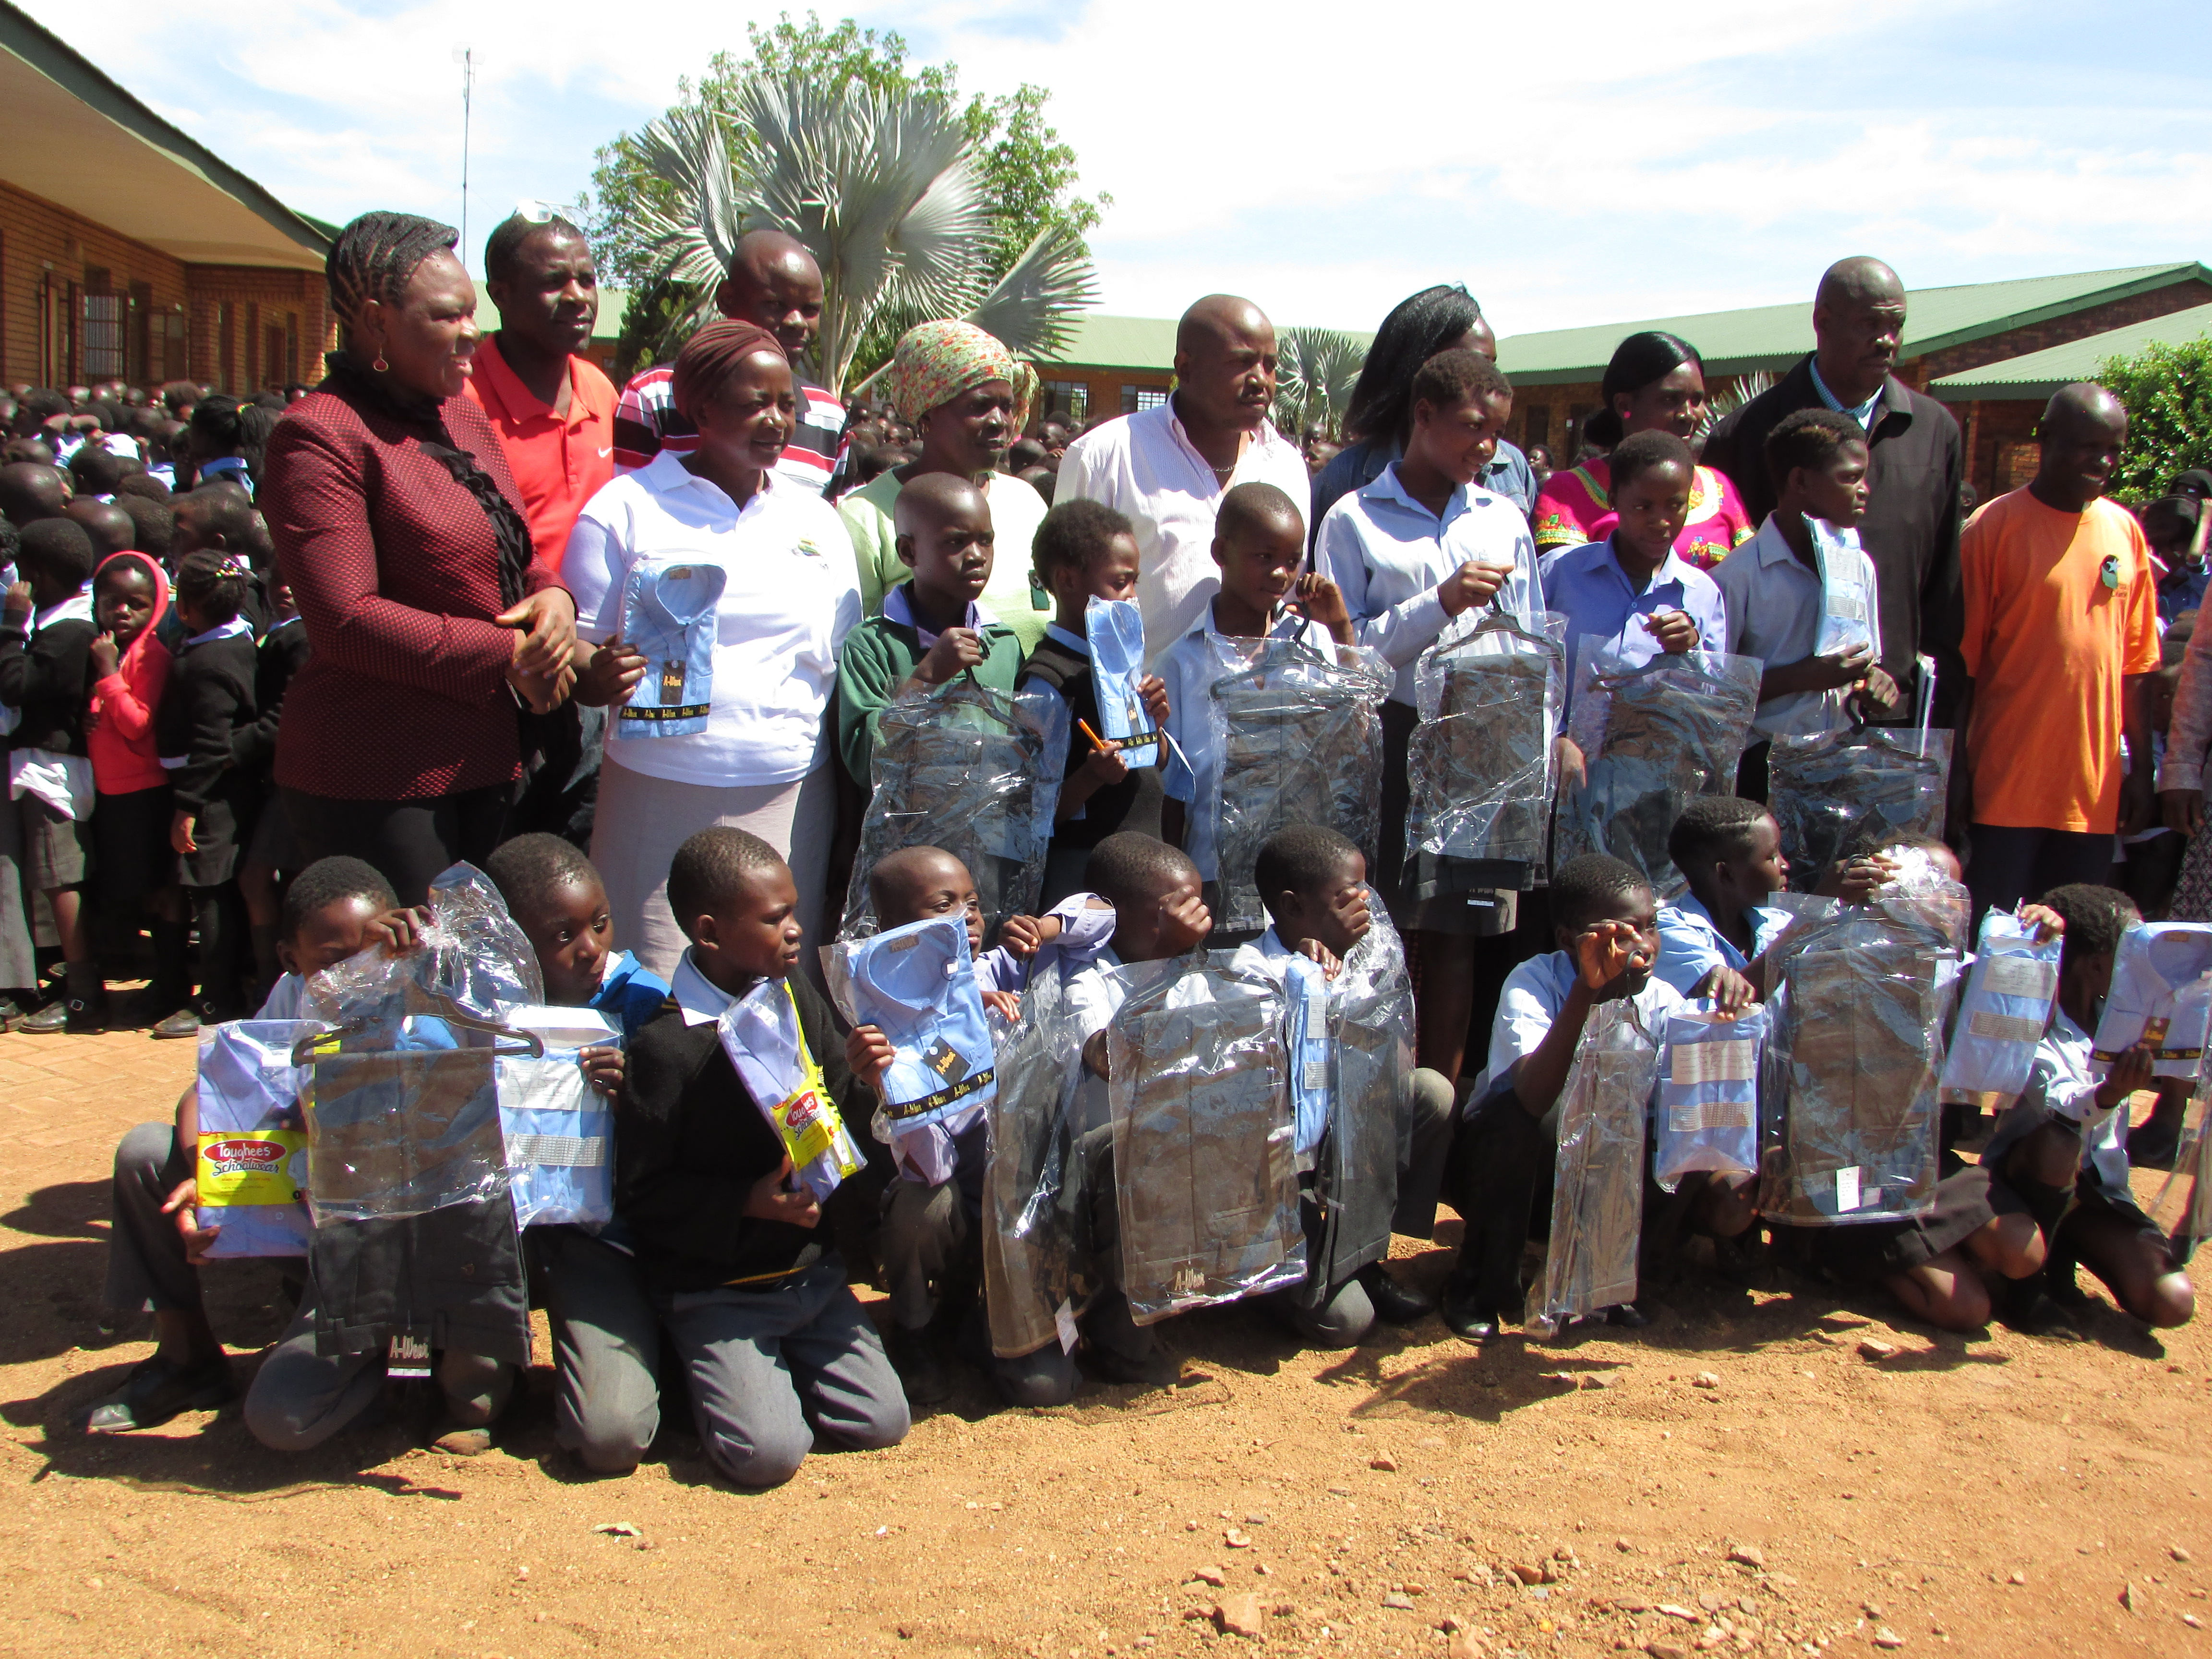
[883,320,1037,432]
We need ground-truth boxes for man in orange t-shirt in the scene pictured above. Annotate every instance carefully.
[465,211,618,574]
[1958,382,2158,917]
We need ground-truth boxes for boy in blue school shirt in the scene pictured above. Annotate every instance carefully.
[1440,854,1686,1342]
[1655,797,1798,1002]
[484,833,673,1475]
[1229,824,1454,1346]
[1159,482,1355,915]
[1540,429,1729,721]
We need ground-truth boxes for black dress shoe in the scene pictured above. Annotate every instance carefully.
[1604,1302,1650,1329]
[84,1353,235,1433]
[1359,1263,1435,1326]
[1441,1295,1503,1342]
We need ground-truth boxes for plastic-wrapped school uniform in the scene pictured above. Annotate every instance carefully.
[1557,650,1761,898]
[1204,640,1391,935]
[2090,922,2212,1079]
[838,678,1068,939]
[1766,726,1952,893]
[1654,1003,1766,1192]
[1404,608,1567,905]
[1758,865,1968,1241]
[1937,909,2064,1111]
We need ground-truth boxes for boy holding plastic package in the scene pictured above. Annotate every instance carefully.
[1441,854,1687,1342]
[835,474,1025,789]
[484,833,672,1476]
[86,858,400,1434]
[1020,501,1172,905]
[1710,409,1899,798]
[616,828,908,1489]
[1232,825,1455,1343]
[1986,884,2196,1331]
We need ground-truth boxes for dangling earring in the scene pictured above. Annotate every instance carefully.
[371,350,389,373]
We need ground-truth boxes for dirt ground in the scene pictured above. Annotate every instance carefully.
[4,1028,2210,1659]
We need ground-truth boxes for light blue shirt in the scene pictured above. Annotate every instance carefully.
[1469,949,1685,1113]
[1537,534,1730,712]
[1317,461,1539,705]
[1808,359,1883,432]
[1654,893,1792,996]
[1311,435,1537,531]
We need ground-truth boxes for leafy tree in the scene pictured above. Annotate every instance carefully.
[580,12,1106,296]
[2100,335,2212,504]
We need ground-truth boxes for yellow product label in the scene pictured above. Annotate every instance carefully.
[772,1084,840,1169]
[196,1129,306,1207]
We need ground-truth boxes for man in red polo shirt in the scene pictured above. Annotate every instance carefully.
[467,210,619,573]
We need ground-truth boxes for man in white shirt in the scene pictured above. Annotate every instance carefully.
[1056,295,1311,659]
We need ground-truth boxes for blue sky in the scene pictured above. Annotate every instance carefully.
[41,0,2212,336]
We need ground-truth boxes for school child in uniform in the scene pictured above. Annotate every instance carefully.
[1441,854,1686,1341]
[152,552,259,1038]
[1711,408,1899,799]
[1158,484,1355,918]
[233,549,310,1002]
[615,828,909,1489]
[1231,824,1454,1343]
[835,474,1026,789]
[1020,501,1173,905]
[1316,348,1535,1086]
[86,857,403,1433]
[84,552,189,1022]
[482,833,672,1474]
[1983,882,2195,1334]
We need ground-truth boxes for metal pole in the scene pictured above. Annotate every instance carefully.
[459,48,473,264]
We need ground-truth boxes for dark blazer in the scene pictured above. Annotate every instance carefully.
[229,615,310,775]
[0,611,95,756]
[260,377,564,801]
[156,630,257,816]
[1704,356,1966,723]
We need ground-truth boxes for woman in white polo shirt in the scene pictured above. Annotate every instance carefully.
[565,319,861,974]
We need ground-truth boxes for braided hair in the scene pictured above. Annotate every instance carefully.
[326,212,459,346]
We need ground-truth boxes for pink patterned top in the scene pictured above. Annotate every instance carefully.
[1530,458,1755,572]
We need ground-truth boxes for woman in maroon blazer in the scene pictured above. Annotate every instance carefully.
[261,213,577,902]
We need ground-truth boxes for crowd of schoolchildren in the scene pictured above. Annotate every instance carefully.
[15,228,2212,1493]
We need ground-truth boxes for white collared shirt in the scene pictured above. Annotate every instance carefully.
[669,948,742,1027]
[1469,950,1685,1113]
[1317,462,1540,704]
[1711,514,1884,737]
[1056,397,1312,661]
[564,450,862,788]
[1158,601,1334,880]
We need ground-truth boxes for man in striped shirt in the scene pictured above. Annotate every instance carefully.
[612,228,846,494]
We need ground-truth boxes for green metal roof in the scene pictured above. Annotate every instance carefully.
[472,287,628,344]
[1929,300,2212,402]
[1034,312,1375,373]
[1494,263,2212,387]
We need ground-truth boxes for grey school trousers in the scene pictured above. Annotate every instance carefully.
[527,1225,661,1475]
[662,1259,910,1490]
[105,1122,204,1316]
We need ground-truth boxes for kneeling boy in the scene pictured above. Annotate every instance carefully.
[616,828,910,1489]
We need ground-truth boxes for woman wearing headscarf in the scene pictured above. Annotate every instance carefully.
[565,320,861,975]
[1530,331,1754,570]
[1311,283,1536,536]
[260,212,576,904]
[837,320,1053,652]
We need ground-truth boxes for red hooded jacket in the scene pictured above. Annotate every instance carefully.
[86,551,172,795]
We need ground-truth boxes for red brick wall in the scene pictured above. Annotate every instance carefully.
[0,179,187,386]
[1911,282,2212,385]
[184,265,334,393]
[1037,365,1173,428]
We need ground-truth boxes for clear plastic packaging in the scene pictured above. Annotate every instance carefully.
[1105,956,1304,1324]
[1766,727,1953,893]
[1938,909,2063,1108]
[305,861,544,1025]
[839,678,1069,939]
[824,915,998,1182]
[1300,906,1413,1305]
[1086,595,1158,768]
[982,963,1087,1358]
[1406,609,1567,869]
[1811,520,1875,660]
[1205,639,1392,933]
[1655,1003,1765,1192]
[1757,881,1965,1225]
[497,1005,620,1230]
[1558,650,1762,898]
[719,979,864,1202]
[615,556,726,740]
[1527,999,1661,1337]
[2150,1064,2212,1263]
[194,1019,322,1258]
[2090,922,2212,1079]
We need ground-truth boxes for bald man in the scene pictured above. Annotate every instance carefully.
[1705,258,1966,726]
[1057,294,1314,656]
[612,228,844,493]
[0,461,71,529]
[1958,382,2153,916]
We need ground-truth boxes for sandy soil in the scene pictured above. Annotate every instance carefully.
[4,1031,2209,1659]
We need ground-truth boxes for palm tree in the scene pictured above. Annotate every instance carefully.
[1272,326,1368,443]
[632,74,1095,397]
